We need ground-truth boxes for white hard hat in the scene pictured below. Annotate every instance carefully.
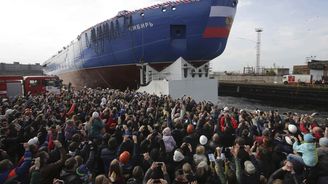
[288,124,297,134]
[199,135,208,145]
[223,107,229,112]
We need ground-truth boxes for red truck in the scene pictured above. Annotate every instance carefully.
[0,75,61,99]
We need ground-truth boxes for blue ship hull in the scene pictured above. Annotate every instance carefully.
[44,0,237,89]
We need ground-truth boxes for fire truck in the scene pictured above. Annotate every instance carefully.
[0,75,61,99]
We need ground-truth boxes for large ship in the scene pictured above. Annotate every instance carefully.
[44,0,238,89]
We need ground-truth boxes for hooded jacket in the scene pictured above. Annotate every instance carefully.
[293,142,318,167]
[163,135,176,153]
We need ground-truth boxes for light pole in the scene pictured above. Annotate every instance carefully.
[255,28,263,74]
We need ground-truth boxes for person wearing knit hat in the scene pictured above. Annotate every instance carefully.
[317,137,328,182]
[234,159,260,184]
[319,137,328,147]
[291,133,318,167]
[268,158,304,184]
[173,149,185,162]
[186,124,194,134]
[199,135,208,146]
[304,133,315,143]
[119,151,130,164]
[76,164,90,182]
[89,111,104,140]
[318,137,328,157]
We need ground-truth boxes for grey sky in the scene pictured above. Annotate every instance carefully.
[214,0,328,72]
[0,0,327,72]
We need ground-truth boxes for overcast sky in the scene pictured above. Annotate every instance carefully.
[0,0,327,72]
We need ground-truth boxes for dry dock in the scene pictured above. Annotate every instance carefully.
[218,82,328,107]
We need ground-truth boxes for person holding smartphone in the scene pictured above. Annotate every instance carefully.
[144,162,170,184]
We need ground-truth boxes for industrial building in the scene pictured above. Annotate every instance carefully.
[292,60,328,82]
[0,62,43,76]
[308,60,328,81]
[293,65,310,75]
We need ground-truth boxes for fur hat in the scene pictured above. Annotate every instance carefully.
[173,150,184,162]
[199,135,208,145]
[244,161,256,174]
[288,124,298,134]
[319,137,328,147]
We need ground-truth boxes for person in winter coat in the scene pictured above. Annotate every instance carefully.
[162,127,176,153]
[193,145,207,166]
[108,159,125,184]
[290,133,318,167]
[217,111,238,147]
[89,112,104,140]
[64,120,77,141]
[59,157,82,184]
[101,137,118,174]
[0,143,32,184]
[316,136,328,183]
[268,158,304,184]
[39,140,67,184]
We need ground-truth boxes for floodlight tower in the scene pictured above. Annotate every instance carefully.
[255,28,263,74]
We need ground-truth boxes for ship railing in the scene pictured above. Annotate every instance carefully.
[116,0,198,17]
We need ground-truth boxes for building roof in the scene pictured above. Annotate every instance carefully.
[308,60,328,70]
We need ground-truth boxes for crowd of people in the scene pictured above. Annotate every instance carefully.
[0,87,327,184]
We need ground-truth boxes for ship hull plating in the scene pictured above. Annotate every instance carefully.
[44,0,237,89]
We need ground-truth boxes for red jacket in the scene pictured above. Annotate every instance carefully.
[218,115,238,132]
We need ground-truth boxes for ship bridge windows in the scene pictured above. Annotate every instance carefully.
[170,25,186,39]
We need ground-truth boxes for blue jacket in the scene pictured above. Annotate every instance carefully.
[0,151,32,184]
[293,142,318,167]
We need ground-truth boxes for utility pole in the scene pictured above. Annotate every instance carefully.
[255,28,263,74]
